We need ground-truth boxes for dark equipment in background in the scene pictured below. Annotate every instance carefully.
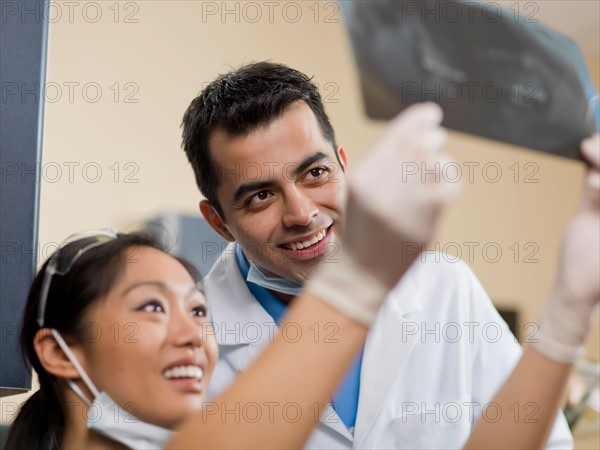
[0,0,48,398]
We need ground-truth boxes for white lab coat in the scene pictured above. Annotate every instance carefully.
[205,243,573,449]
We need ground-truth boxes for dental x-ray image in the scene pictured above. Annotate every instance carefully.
[341,0,599,159]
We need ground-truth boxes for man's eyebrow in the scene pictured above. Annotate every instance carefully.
[233,180,274,204]
[231,152,332,204]
[292,152,331,178]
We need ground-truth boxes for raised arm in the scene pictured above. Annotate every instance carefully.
[464,134,600,449]
[167,103,461,449]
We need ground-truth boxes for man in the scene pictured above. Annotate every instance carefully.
[181,62,573,449]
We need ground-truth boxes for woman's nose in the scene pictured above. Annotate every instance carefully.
[170,310,204,349]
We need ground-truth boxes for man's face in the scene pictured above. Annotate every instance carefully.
[203,101,347,284]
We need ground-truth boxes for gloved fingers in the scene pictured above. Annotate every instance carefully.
[581,134,600,169]
[412,127,448,158]
[377,103,445,163]
[387,102,443,135]
[423,154,464,204]
[578,134,599,212]
[351,123,447,199]
[580,169,600,211]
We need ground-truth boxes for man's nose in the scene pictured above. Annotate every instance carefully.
[282,188,319,228]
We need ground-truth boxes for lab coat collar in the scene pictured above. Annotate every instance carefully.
[205,243,275,347]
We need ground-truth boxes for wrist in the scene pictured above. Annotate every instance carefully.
[304,244,389,326]
[532,287,598,364]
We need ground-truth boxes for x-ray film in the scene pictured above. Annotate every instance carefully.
[340,1,599,159]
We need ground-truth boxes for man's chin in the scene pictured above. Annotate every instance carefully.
[284,258,327,284]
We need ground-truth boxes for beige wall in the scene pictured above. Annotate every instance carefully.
[3,1,598,442]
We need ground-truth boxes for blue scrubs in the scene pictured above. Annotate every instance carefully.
[235,243,364,432]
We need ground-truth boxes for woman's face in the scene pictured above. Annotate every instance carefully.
[76,246,218,429]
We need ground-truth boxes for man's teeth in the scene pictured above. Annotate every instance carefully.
[163,366,203,380]
[287,230,326,250]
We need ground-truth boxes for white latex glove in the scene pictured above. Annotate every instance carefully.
[306,103,461,325]
[534,134,600,363]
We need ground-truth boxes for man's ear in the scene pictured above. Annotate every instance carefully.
[34,329,81,379]
[337,146,348,172]
[200,200,236,242]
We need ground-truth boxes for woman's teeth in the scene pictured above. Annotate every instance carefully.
[163,366,203,380]
[286,230,326,250]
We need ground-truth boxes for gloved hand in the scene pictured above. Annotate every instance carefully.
[533,134,600,363]
[306,103,461,325]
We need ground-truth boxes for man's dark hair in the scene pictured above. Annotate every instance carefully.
[181,61,340,219]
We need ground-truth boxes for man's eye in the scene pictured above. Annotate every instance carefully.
[255,191,270,200]
[138,300,165,313]
[247,191,273,206]
[191,305,208,318]
[306,167,328,182]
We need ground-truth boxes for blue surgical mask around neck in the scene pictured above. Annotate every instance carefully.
[246,262,303,296]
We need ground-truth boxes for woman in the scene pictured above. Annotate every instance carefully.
[6,105,600,449]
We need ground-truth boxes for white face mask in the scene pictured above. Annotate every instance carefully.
[246,262,303,296]
[51,329,175,449]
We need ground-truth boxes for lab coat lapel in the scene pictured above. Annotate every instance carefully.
[353,277,422,449]
[206,243,275,372]
[208,244,354,442]
[321,404,355,442]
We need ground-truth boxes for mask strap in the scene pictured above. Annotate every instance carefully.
[51,329,100,404]
[65,379,93,407]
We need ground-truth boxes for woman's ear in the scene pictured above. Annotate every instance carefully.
[34,329,81,379]
[200,200,236,242]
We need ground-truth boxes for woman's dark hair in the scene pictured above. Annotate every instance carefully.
[5,231,201,450]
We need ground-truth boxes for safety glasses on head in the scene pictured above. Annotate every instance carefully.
[36,228,120,328]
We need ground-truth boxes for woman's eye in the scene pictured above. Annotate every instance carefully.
[191,305,208,318]
[138,300,165,314]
